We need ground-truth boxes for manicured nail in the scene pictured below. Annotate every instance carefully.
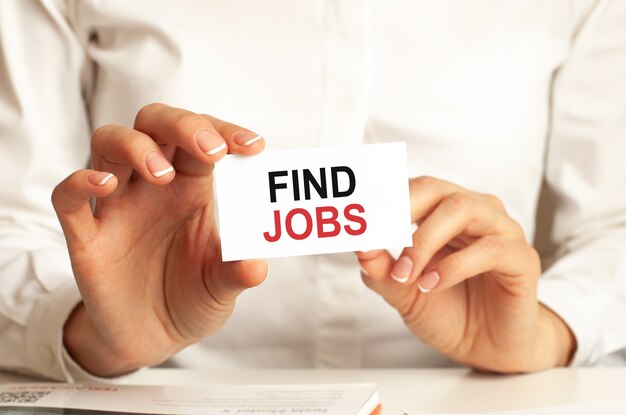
[196,130,226,155]
[234,131,263,146]
[391,256,413,283]
[145,151,174,178]
[88,172,114,186]
[417,271,440,293]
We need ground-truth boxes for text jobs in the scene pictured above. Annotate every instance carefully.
[263,166,367,242]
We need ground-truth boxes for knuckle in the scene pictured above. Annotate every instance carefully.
[480,235,503,257]
[445,254,467,277]
[507,219,526,239]
[525,245,541,270]
[411,175,438,192]
[172,111,201,135]
[445,191,473,211]
[412,232,430,253]
[482,193,506,211]
[135,102,164,123]
[120,131,151,160]
[50,183,63,208]
[51,172,79,209]
[124,130,149,147]
[91,124,115,145]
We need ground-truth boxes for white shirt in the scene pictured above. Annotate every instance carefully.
[1,0,626,381]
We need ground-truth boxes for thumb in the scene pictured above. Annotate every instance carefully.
[356,249,394,280]
[356,250,414,311]
[356,247,453,315]
[207,258,269,305]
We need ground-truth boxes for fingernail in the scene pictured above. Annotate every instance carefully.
[417,271,440,293]
[391,256,413,284]
[88,172,114,186]
[146,151,174,178]
[197,130,226,155]
[233,131,263,146]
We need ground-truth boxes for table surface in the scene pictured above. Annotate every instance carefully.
[2,368,626,414]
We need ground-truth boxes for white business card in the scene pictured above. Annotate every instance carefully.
[214,142,412,261]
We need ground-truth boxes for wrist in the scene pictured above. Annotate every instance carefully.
[530,304,577,370]
[63,302,144,377]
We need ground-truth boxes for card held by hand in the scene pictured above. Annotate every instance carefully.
[214,142,412,261]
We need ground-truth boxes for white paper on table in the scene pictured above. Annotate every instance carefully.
[402,398,626,415]
[214,142,413,261]
[0,383,380,415]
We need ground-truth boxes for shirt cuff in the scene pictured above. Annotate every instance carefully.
[537,275,599,367]
[23,281,82,380]
[24,281,144,382]
[61,343,146,384]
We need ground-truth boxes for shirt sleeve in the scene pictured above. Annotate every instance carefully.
[0,0,150,382]
[537,0,626,366]
[0,0,104,381]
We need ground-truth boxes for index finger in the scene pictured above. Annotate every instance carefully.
[134,103,226,162]
[409,177,507,223]
[408,176,464,223]
[134,103,265,163]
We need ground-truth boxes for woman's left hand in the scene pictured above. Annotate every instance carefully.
[357,176,575,373]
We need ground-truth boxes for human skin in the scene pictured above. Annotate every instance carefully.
[356,177,575,373]
[54,103,268,376]
[54,104,574,376]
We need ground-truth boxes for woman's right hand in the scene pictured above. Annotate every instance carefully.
[52,103,267,377]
